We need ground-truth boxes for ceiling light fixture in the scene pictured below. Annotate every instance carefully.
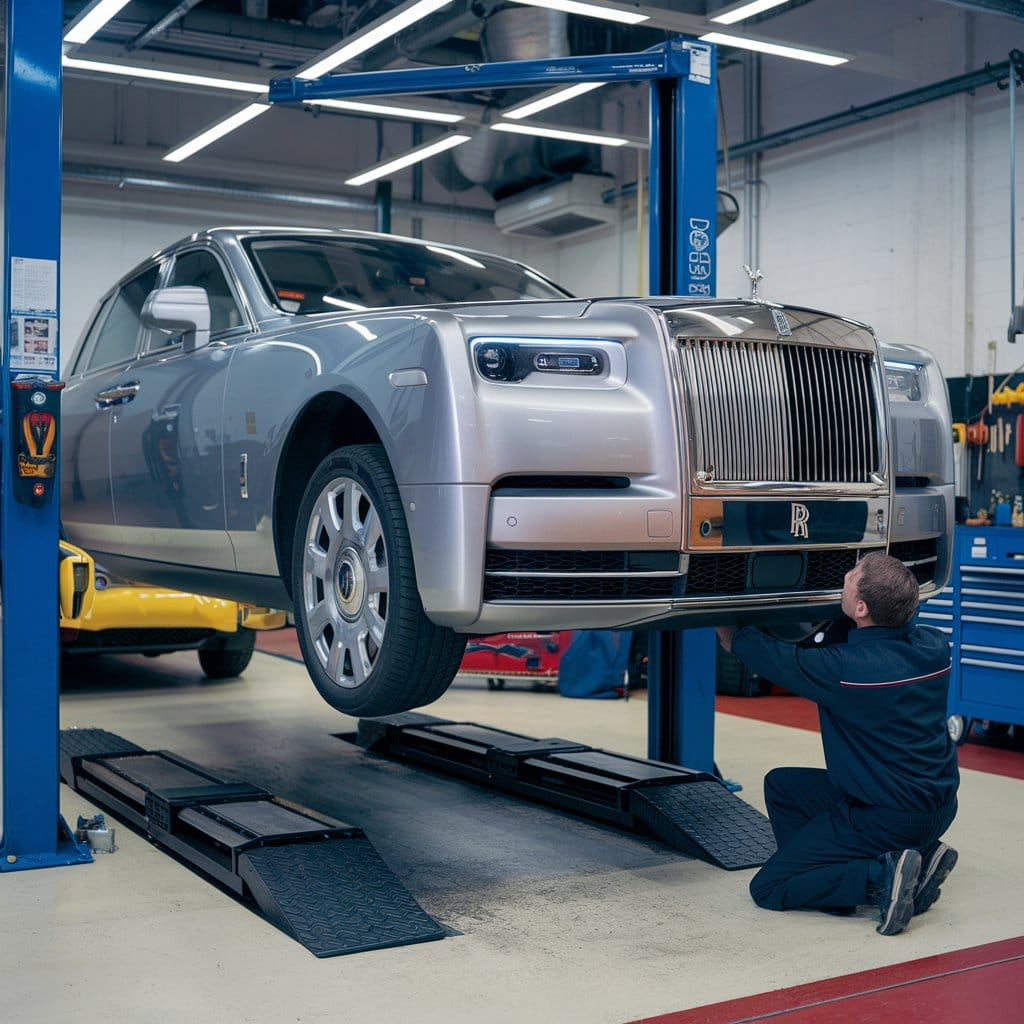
[63,0,133,45]
[298,0,453,80]
[345,133,472,187]
[62,56,268,94]
[506,1,648,25]
[163,103,271,163]
[309,98,464,124]
[709,0,791,25]
[699,31,848,66]
[502,82,606,121]
[491,122,629,147]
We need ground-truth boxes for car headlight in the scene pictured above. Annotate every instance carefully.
[885,360,923,402]
[472,337,610,383]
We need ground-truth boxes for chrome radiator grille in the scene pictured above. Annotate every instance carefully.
[680,339,881,484]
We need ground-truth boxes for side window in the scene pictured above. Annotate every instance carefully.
[84,265,160,373]
[165,249,243,337]
[69,292,116,376]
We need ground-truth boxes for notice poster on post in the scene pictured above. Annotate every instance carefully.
[8,257,59,374]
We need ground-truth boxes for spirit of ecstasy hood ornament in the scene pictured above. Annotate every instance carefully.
[742,264,764,300]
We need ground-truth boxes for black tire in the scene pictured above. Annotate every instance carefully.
[199,628,257,679]
[291,444,467,717]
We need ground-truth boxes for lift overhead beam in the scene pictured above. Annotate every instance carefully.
[269,37,719,300]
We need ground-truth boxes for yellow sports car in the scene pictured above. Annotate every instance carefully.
[59,540,284,678]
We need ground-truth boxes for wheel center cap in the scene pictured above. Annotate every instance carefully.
[335,546,367,619]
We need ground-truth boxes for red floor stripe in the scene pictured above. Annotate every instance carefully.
[716,694,1024,780]
[256,627,302,660]
[626,935,1024,1024]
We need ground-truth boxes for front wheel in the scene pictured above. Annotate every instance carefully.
[291,444,467,717]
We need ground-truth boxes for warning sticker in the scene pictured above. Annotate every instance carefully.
[684,42,712,85]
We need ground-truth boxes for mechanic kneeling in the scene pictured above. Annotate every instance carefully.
[716,551,959,937]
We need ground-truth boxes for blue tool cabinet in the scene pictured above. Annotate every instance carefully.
[929,526,1024,738]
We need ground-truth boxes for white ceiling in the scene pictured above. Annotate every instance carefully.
[59,1,1024,220]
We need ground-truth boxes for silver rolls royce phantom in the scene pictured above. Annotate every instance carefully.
[61,227,953,716]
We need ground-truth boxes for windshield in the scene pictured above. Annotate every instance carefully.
[244,235,572,313]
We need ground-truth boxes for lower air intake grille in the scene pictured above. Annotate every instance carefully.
[483,549,682,602]
[684,554,748,595]
[685,550,862,596]
[483,576,679,601]
[804,549,859,590]
[485,550,679,574]
[889,538,939,584]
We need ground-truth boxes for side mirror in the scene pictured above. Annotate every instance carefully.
[142,286,211,352]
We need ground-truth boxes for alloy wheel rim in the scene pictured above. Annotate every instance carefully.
[302,476,388,690]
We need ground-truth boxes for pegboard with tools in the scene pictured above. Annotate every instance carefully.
[948,374,1024,523]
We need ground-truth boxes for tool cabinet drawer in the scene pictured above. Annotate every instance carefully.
[958,529,1024,567]
[959,658,1024,713]
[919,586,954,634]
[960,614,1024,650]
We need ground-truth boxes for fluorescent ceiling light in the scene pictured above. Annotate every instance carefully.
[298,0,453,80]
[507,1,648,25]
[491,122,629,147]
[710,0,791,25]
[63,0,133,45]
[62,56,268,94]
[164,103,271,163]
[346,133,472,187]
[309,98,463,124]
[700,31,848,66]
[426,245,486,269]
[503,82,606,121]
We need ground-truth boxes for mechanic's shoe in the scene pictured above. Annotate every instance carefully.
[914,843,958,916]
[870,849,922,936]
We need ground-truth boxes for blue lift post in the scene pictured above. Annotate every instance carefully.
[0,0,91,872]
[269,37,719,773]
[646,43,719,776]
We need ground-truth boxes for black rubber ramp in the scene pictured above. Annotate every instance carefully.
[632,781,778,870]
[240,838,446,957]
[59,727,145,785]
[59,727,446,957]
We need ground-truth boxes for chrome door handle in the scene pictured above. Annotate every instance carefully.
[95,381,141,408]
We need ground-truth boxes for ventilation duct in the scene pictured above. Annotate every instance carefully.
[433,7,602,205]
[494,173,615,238]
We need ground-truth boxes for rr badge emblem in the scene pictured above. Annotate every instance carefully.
[790,502,810,539]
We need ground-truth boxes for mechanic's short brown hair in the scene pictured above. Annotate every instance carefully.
[855,551,921,627]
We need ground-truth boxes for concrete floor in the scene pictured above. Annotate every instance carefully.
[3,649,1022,1024]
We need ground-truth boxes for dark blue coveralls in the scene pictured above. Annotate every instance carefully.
[731,623,959,913]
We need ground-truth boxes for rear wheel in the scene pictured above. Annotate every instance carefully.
[199,628,257,679]
[291,444,466,717]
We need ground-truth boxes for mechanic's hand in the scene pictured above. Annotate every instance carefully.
[714,626,737,653]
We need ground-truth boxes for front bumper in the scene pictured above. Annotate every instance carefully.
[408,482,951,634]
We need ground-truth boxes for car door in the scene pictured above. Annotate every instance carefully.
[108,246,248,571]
[61,265,160,559]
